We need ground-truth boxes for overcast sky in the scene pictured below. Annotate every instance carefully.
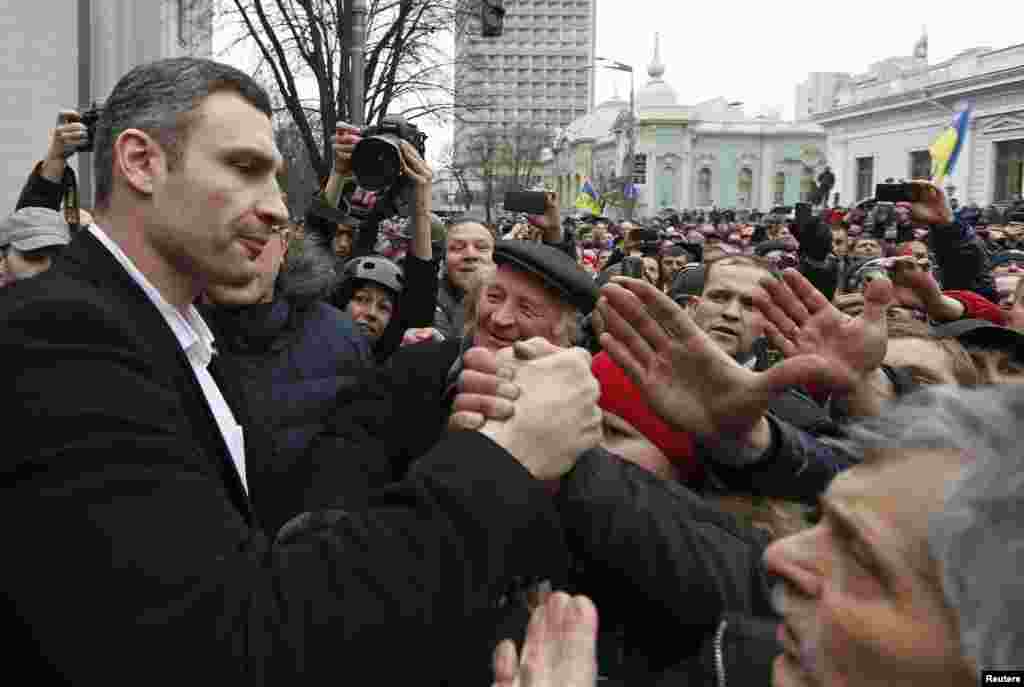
[215,0,1022,163]
[591,0,1020,119]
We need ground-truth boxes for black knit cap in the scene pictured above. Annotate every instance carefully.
[493,239,600,314]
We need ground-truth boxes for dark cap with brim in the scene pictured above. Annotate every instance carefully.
[932,319,1024,357]
[493,239,600,314]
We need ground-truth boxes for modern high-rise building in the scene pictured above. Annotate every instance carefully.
[0,0,212,212]
[452,0,597,192]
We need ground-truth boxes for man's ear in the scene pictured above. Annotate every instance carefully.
[112,129,163,198]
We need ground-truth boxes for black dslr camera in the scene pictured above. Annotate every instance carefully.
[350,115,427,219]
[57,103,103,154]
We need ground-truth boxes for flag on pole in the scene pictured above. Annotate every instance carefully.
[575,178,602,215]
[930,105,972,186]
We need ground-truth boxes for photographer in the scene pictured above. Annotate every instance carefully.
[15,109,95,230]
[319,122,439,362]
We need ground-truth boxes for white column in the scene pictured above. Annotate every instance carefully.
[760,140,775,210]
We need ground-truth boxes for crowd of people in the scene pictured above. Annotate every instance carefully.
[1,56,1022,686]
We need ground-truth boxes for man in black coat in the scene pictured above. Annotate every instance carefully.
[0,57,605,686]
[817,166,835,208]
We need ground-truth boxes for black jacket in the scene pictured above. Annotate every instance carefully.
[929,219,996,301]
[557,449,780,683]
[15,161,65,211]
[432,275,467,341]
[0,229,569,686]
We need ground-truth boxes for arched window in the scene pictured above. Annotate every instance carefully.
[697,168,712,206]
[773,172,786,205]
[738,168,753,208]
[800,166,816,202]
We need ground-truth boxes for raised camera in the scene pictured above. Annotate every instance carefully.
[351,116,427,193]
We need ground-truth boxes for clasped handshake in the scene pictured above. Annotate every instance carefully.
[450,270,892,478]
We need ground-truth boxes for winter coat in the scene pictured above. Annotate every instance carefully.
[200,236,377,534]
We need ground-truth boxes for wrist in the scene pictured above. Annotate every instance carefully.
[931,295,965,322]
[479,421,533,476]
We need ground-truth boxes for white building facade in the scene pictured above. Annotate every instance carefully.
[0,0,212,212]
[814,41,1024,208]
[543,39,828,217]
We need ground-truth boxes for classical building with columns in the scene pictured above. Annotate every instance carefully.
[541,38,827,217]
[812,37,1024,208]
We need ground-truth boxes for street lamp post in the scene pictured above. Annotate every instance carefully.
[596,57,636,220]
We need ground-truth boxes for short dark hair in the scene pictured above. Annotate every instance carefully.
[446,218,496,244]
[702,255,778,293]
[94,57,273,210]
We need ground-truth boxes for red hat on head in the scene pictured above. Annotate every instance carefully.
[591,352,701,484]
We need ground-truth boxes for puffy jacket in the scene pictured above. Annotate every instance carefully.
[200,237,376,534]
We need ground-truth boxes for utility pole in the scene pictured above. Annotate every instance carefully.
[350,0,367,126]
[596,57,636,220]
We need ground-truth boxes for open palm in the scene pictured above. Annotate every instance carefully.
[492,593,598,687]
[755,269,892,380]
[598,278,859,443]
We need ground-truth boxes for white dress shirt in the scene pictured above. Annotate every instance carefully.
[88,224,248,493]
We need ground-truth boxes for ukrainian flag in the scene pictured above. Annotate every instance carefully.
[575,178,602,215]
[930,105,972,185]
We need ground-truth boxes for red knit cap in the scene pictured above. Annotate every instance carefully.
[591,351,702,483]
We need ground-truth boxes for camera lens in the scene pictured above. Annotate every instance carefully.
[352,135,402,192]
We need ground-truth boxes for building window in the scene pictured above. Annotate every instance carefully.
[738,168,753,207]
[909,150,931,180]
[697,168,712,206]
[994,139,1024,202]
[773,172,786,205]
[633,153,647,185]
[856,157,874,202]
[800,166,816,202]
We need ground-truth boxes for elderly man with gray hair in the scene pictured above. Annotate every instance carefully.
[0,207,71,287]
[487,384,1024,687]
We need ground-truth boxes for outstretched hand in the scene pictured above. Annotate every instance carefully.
[597,277,859,444]
[492,592,598,687]
[753,268,892,381]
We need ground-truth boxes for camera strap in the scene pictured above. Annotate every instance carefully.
[61,166,81,228]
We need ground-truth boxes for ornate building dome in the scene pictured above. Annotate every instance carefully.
[637,33,678,109]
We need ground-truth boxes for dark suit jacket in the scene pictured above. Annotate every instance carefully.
[0,230,568,685]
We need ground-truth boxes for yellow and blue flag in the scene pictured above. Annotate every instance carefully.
[575,178,602,215]
[930,105,972,185]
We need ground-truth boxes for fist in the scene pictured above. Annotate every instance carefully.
[49,110,89,160]
[332,123,362,177]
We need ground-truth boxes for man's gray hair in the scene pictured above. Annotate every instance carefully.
[845,385,1024,671]
[93,57,272,210]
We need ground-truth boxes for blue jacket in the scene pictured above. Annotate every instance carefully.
[200,239,379,534]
